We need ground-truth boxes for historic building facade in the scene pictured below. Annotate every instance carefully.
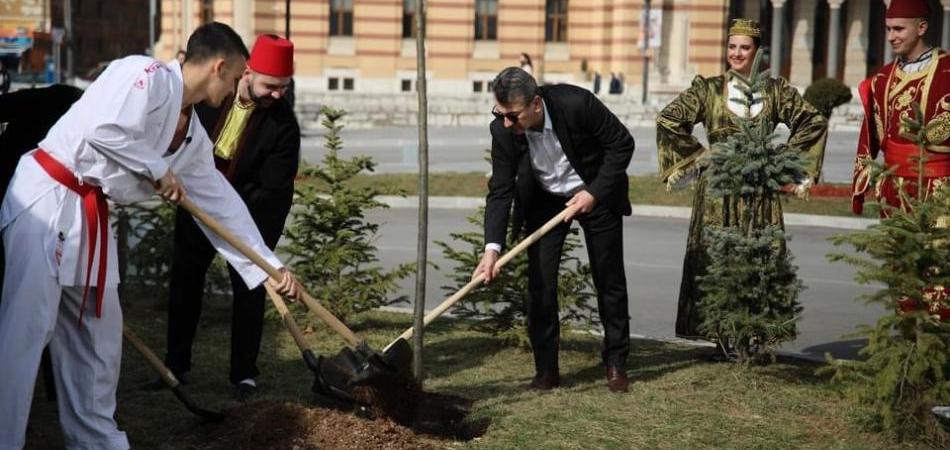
[155,0,950,97]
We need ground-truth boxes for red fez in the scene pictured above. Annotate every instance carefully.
[248,34,294,77]
[886,0,931,19]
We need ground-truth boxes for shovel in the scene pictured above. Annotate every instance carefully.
[123,324,226,422]
[263,283,361,403]
[378,207,574,362]
[177,198,411,392]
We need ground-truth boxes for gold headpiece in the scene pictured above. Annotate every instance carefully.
[728,19,761,38]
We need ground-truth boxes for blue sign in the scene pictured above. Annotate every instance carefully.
[0,35,34,55]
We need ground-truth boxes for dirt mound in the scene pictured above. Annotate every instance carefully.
[196,392,487,450]
[197,401,428,450]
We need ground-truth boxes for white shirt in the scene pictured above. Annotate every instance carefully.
[899,47,936,73]
[486,99,584,253]
[0,56,282,288]
[726,77,764,118]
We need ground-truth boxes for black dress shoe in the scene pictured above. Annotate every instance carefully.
[606,366,629,393]
[235,381,259,402]
[527,371,560,391]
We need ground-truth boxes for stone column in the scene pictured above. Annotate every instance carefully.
[883,0,893,63]
[771,0,787,78]
[789,0,816,87]
[233,0,254,46]
[827,0,845,79]
[942,0,950,49]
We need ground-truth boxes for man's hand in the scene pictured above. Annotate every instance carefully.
[155,170,186,203]
[564,190,596,221]
[472,249,500,284]
[269,268,300,299]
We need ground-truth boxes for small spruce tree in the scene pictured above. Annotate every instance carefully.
[435,207,598,348]
[825,103,950,445]
[282,106,414,322]
[696,51,808,364]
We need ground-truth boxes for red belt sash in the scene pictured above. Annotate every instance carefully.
[884,139,950,178]
[33,149,109,323]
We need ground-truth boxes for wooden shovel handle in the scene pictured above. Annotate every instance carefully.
[123,325,180,388]
[385,207,573,350]
[264,283,311,353]
[179,197,362,348]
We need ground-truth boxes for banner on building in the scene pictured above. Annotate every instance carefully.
[638,9,663,49]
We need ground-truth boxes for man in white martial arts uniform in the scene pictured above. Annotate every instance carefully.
[0,22,300,450]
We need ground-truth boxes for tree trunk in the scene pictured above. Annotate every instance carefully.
[412,0,430,381]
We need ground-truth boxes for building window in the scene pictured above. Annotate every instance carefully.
[473,81,483,93]
[343,78,354,90]
[401,79,413,92]
[200,0,214,24]
[328,77,339,90]
[474,0,497,41]
[403,0,416,38]
[545,0,568,42]
[330,0,354,37]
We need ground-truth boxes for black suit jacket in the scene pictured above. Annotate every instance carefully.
[485,84,635,247]
[194,96,300,247]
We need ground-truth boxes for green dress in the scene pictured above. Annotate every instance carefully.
[656,74,828,338]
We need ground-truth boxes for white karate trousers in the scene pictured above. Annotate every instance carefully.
[0,188,129,450]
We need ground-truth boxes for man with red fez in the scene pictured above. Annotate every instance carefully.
[151,34,301,400]
[852,0,950,215]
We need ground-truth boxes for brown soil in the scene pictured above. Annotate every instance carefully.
[196,390,487,450]
[196,400,428,450]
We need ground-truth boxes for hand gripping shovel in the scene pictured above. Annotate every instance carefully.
[123,325,226,422]
[375,208,574,373]
[177,198,412,400]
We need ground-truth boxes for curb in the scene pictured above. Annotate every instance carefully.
[377,195,878,230]
[379,306,837,362]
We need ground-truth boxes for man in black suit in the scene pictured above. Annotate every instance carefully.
[154,35,300,400]
[473,67,635,393]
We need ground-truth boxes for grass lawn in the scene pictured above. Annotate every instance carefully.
[24,296,926,450]
[300,172,878,218]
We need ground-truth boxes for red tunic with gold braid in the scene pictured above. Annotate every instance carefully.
[852,50,950,215]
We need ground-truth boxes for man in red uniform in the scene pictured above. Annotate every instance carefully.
[852,0,950,215]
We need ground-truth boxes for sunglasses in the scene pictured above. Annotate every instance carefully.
[491,106,526,124]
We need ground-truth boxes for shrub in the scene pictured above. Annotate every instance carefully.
[803,78,853,118]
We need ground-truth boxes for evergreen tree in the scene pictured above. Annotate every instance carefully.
[826,103,950,445]
[435,207,598,348]
[282,106,414,321]
[696,52,808,363]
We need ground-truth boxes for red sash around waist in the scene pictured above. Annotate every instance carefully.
[884,139,950,178]
[33,149,109,324]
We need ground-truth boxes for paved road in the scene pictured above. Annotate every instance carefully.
[303,125,861,183]
[367,207,883,361]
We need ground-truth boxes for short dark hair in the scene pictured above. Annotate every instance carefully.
[184,22,249,64]
[492,67,539,106]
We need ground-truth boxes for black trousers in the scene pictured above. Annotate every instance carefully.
[524,190,630,374]
[164,208,267,385]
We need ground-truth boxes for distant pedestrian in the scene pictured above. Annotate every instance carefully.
[520,53,534,76]
[608,72,621,94]
[593,71,602,94]
[176,49,187,65]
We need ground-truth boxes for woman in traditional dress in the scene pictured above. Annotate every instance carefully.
[655,18,828,338]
